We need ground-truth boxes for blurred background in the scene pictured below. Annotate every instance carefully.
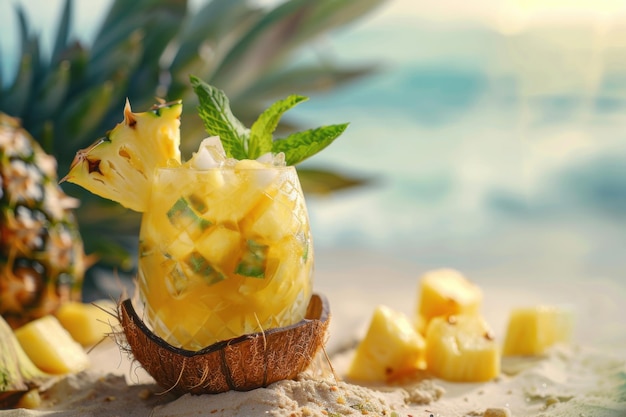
[2,0,625,346]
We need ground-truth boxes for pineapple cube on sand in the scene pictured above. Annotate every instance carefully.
[348,269,500,384]
[415,268,482,333]
[415,269,499,382]
[347,305,426,383]
[503,305,573,356]
[55,300,117,347]
[425,314,500,382]
[14,315,89,374]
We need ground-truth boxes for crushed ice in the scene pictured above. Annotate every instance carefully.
[187,137,287,169]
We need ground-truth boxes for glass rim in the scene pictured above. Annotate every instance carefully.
[153,164,297,173]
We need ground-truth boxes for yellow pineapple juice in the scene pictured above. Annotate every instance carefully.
[137,160,313,350]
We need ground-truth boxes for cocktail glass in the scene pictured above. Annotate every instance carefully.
[137,161,313,350]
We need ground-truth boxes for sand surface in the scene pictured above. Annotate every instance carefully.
[2,249,625,416]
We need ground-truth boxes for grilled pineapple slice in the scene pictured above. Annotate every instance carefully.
[15,315,89,374]
[502,305,572,356]
[416,268,482,334]
[425,314,500,382]
[347,305,425,383]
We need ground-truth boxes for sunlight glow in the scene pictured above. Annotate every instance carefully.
[374,0,626,35]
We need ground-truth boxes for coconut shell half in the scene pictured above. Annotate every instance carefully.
[119,294,330,395]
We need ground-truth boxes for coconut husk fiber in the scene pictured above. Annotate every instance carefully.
[119,294,330,396]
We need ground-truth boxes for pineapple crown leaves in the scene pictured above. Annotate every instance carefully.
[190,75,348,165]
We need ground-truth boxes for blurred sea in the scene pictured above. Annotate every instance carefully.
[2,1,625,291]
[294,12,626,288]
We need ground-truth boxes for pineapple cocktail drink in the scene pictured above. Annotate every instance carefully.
[139,142,313,349]
[63,76,346,351]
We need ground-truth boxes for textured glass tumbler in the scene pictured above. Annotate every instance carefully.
[137,164,313,350]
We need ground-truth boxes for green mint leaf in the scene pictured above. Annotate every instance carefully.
[248,94,308,160]
[272,123,349,166]
[190,75,249,159]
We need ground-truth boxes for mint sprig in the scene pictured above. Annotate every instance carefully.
[191,75,249,159]
[249,94,308,160]
[190,75,348,165]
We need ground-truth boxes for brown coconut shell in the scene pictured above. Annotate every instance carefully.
[119,294,330,396]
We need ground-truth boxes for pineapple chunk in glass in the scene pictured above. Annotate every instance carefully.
[137,159,313,350]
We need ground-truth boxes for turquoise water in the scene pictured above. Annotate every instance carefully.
[2,1,625,286]
[294,20,626,284]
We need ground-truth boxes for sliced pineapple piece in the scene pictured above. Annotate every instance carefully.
[242,171,302,243]
[416,268,482,333]
[55,300,117,347]
[0,315,49,407]
[425,314,500,382]
[347,305,425,383]
[15,389,41,409]
[14,315,90,374]
[196,226,242,270]
[63,100,182,212]
[502,305,573,356]
[202,159,280,224]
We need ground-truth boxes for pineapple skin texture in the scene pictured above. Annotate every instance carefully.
[0,113,85,329]
[63,100,182,212]
[502,305,572,356]
[425,314,500,382]
[416,269,482,333]
[14,315,89,374]
[347,305,425,383]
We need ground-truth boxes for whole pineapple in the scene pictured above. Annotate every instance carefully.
[0,113,85,329]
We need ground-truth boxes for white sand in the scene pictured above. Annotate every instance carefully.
[3,249,626,417]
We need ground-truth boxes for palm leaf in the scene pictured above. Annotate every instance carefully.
[297,168,371,194]
[242,63,380,104]
[30,60,71,129]
[291,0,387,44]
[249,95,308,159]
[169,0,260,98]
[211,0,316,95]
[2,54,33,118]
[59,82,115,148]
[51,0,72,64]
[0,0,387,271]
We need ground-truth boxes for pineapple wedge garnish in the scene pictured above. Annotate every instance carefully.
[55,300,117,347]
[347,305,425,383]
[425,314,500,382]
[62,100,182,212]
[416,268,482,333]
[15,315,89,374]
[502,305,573,356]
